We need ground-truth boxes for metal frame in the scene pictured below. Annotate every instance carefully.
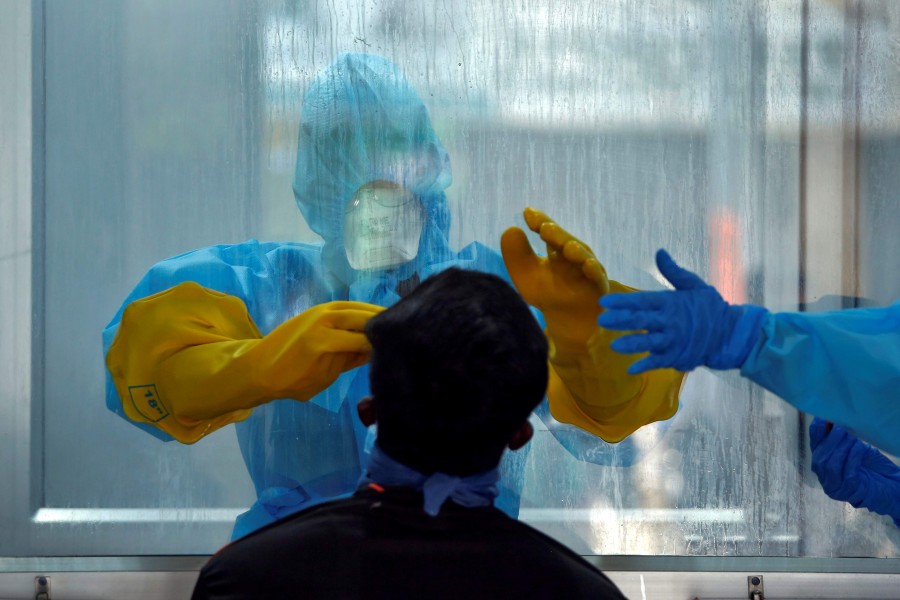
[2,555,900,574]
[0,0,38,561]
[2,558,900,600]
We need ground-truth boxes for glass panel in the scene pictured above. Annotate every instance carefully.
[33,0,260,554]
[3,0,898,558]
[858,3,900,309]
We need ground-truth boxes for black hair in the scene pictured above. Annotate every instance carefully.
[365,267,549,476]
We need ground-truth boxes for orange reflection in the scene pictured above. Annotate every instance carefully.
[709,206,746,304]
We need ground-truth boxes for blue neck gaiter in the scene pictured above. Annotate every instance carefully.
[360,444,500,516]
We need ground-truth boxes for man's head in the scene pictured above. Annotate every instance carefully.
[362,268,549,476]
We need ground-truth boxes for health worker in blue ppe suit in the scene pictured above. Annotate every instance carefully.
[597,248,900,456]
[103,53,685,539]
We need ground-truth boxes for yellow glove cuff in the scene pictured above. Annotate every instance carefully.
[544,279,685,442]
[107,283,381,445]
[547,365,684,443]
[106,282,258,444]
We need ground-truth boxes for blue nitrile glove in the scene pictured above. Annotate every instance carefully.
[809,417,900,527]
[598,249,767,374]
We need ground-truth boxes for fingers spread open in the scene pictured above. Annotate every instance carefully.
[523,207,554,233]
[323,301,386,314]
[326,308,384,333]
[627,353,670,375]
[581,258,610,291]
[656,248,707,291]
[562,240,592,264]
[600,291,670,311]
[611,331,670,355]
[501,226,541,276]
[599,307,670,332]
[318,329,373,354]
[538,221,574,252]
[597,308,641,330]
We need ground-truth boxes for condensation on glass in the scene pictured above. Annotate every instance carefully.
[1,0,898,557]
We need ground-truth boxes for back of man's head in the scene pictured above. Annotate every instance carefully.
[365,268,548,477]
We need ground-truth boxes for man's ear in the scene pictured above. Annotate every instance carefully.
[507,420,533,451]
[357,396,377,427]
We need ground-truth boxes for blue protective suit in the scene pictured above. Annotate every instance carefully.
[741,302,900,456]
[103,53,655,538]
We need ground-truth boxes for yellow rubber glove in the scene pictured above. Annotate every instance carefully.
[106,281,383,444]
[501,207,684,442]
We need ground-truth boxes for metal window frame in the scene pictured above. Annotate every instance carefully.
[1,557,900,599]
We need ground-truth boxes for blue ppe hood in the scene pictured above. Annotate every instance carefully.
[293,52,454,292]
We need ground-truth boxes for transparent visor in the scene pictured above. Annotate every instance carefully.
[343,184,425,271]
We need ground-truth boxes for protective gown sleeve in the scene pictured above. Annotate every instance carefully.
[501,208,684,443]
[106,281,380,444]
[741,301,900,456]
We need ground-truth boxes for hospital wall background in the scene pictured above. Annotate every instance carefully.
[2,0,900,567]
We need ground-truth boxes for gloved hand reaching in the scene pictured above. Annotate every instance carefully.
[809,417,900,527]
[501,209,683,442]
[106,281,383,443]
[501,207,611,348]
[598,248,767,374]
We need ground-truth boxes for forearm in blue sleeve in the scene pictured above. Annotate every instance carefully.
[741,302,900,455]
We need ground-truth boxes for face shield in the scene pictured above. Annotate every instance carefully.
[343,182,425,271]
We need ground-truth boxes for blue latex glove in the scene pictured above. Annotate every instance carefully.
[809,417,900,527]
[598,249,767,374]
